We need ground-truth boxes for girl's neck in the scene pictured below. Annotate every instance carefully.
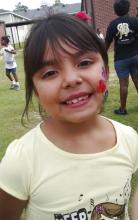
[43,115,101,136]
[41,115,116,154]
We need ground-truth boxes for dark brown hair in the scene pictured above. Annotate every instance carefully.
[22,13,108,122]
[114,0,130,16]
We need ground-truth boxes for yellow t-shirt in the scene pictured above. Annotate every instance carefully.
[0,118,138,220]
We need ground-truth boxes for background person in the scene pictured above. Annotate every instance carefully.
[96,28,105,41]
[0,36,20,91]
[105,0,138,115]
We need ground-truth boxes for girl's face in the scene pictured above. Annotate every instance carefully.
[32,42,108,124]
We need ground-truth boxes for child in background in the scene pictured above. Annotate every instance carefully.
[96,28,105,41]
[0,36,20,91]
[0,13,138,220]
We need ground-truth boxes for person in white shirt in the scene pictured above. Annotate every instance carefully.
[0,36,20,91]
[96,28,105,41]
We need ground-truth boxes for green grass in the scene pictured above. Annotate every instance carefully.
[0,50,40,158]
[0,49,138,218]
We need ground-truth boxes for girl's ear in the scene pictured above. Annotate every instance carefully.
[34,87,38,97]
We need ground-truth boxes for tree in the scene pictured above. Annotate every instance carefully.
[54,0,62,5]
[14,2,28,11]
[40,0,54,14]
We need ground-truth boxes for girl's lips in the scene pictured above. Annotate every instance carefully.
[61,92,93,106]
[61,92,90,104]
[66,95,89,105]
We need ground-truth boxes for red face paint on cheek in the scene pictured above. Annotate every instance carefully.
[97,80,106,93]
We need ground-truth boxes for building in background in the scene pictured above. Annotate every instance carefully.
[1,0,137,47]
[0,9,31,45]
[15,3,81,20]
[0,21,6,39]
[81,0,138,35]
[0,3,81,47]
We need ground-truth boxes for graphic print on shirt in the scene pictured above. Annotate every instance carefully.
[90,177,130,219]
[54,177,131,220]
[116,23,135,45]
[91,203,125,219]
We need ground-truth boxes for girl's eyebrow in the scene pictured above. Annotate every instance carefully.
[72,50,86,58]
[73,50,95,58]
[41,59,58,68]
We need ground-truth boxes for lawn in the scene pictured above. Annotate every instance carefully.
[0,48,138,218]
[0,49,40,158]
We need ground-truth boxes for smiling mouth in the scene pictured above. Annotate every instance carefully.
[62,94,92,105]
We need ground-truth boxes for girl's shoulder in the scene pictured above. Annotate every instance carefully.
[0,124,42,200]
[4,123,42,157]
[102,116,137,139]
[110,118,137,134]
[106,117,138,145]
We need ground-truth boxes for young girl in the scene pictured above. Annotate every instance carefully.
[0,13,138,220]
[0,36,20,91]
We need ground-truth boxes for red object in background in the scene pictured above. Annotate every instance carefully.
[75,11,91,21]
[97,80,106,93]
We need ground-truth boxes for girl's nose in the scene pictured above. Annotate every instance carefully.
[62,74,83,88]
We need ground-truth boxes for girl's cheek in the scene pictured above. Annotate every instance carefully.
[96,66,108,93]
[96,79,106,93]
[101,66,108,80]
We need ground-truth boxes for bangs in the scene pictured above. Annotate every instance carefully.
[44,38,91,65]
[24,13,108,78]
[45,18,98,59]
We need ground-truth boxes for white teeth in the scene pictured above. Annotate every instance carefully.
[71,99,78,104]
[66,95,88,105]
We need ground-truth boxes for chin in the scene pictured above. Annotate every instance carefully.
[61,112,97,124]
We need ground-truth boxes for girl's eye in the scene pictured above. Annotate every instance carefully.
[42,70,57,79]
[78,60,93,67]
